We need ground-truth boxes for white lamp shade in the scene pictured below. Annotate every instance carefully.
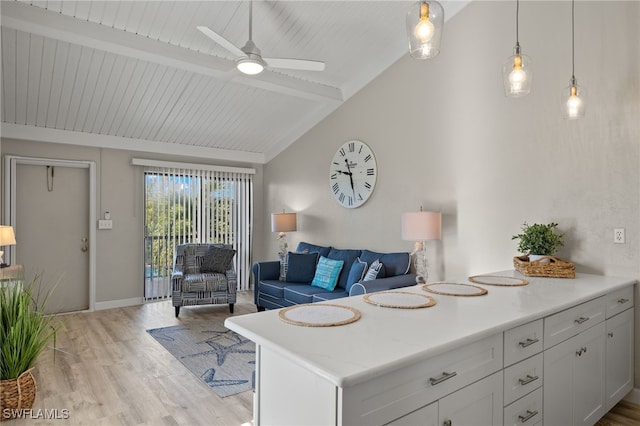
[0,226,16,246]
[401,211,441,241]
[271,212,297,233]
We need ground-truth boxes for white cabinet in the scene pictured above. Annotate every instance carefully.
[605,307,634,411]
[544,321,606,426]
[386,402,437,426]
[439,372,503,426]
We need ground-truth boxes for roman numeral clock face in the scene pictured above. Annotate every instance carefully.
[329,140,377,208]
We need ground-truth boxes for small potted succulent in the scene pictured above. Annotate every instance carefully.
[512,222,565,262]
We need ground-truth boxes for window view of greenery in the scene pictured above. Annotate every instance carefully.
[144,172,236,300]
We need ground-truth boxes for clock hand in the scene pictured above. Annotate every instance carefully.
[344,159,355,195]
[336,170,352,176]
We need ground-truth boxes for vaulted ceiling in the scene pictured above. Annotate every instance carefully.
[1,1,469,164]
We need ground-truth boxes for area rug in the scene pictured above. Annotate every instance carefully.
[147,320,255,398]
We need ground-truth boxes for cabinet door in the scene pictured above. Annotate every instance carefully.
[544,322,605,426]
[439,372,503,426]
[606,308,634,411]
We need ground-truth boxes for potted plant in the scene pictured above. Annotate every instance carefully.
[512,222,565,262]
[0,275,60,420]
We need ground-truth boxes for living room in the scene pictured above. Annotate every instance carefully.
[1,0,638,424]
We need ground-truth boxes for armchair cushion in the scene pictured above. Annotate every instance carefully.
[201,246,236,273]
[285,251,319,283]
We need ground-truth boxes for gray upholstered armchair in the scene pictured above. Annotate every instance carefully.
[171,243,237,317]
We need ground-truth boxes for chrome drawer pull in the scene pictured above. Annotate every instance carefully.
[608,332,614,338]
[443,420,452,426]
[518,374,539,386]
[429,371,457,386]
[518,410,539,423]
[518,337,539,348]
[574,316,589,324]
[617,298,630,304]
[576,346,588,356]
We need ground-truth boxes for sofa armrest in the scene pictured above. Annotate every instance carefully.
[348,274,418,296]
[252,261,281,305]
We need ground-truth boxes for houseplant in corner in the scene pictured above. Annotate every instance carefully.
[0,275,60,420]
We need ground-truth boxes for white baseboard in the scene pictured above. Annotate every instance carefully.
[624,387,640,405]
[95,297,143,311]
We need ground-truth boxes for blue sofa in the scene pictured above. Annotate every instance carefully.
[253,242,417,311]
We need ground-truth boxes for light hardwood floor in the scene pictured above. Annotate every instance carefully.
[16,291,640,425]
[24,292,255,425]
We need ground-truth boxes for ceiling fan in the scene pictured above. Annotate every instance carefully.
[197,1,325,76]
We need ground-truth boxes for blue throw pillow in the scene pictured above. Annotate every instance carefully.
[346,258,368,292]
[285,252,319,283]
[311,256,344,291]
[363,259,385,281]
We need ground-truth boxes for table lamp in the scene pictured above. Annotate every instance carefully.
[0,225,17,268]
[401,208,441,283]
[271,210,297,279]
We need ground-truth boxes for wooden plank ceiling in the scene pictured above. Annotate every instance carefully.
[1,0,469,163]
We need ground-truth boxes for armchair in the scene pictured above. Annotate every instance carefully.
[171,243,237,317]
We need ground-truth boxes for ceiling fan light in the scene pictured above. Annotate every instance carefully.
[407,1,444,59]
[237,58,265,75]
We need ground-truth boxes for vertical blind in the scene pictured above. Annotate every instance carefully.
[144,166,253,296]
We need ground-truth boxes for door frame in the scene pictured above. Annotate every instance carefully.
[3,155,97,312]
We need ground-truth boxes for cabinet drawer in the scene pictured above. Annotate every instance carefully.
[605,286,634,319]
[544,296,605,349]
[342,333,503,426]
[504,319,543,367]
[503,353,543,406]
[504,387,543,426]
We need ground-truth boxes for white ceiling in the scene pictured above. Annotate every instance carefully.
[1,0,469,164]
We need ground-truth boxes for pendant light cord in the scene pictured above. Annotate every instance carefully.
[248,0,253,41]
[515,0,520,44]
[571,0,575,79]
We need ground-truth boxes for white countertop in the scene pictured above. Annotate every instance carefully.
[225,271,636,388]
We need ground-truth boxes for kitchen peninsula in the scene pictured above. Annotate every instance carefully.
[225,272,636,425]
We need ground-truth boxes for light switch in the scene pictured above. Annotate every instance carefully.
[98,219,113,230]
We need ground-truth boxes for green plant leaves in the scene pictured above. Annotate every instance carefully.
[512,222,565,256]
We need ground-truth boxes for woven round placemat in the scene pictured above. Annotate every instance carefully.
[363,291,437,309]
[279,303,361,327]
[422,282,488,297]
[468,275,528,286]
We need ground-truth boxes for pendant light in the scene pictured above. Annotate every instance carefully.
[406,1,444,59]
[562,0,585,119]
[502,0,532,97]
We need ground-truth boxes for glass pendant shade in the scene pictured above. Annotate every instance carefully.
[502,46,532,97]
[562,79,586,119]
[406,1,444,59]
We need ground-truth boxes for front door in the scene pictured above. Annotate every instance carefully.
[15,163,90,314]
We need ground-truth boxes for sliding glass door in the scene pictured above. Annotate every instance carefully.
[143,167,253,301]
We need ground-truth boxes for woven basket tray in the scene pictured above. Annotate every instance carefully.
[513,255,575,278]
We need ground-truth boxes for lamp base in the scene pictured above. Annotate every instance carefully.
[410,241,429,284]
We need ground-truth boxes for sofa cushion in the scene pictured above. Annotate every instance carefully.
[327,248,361,289]
[284,285,330,305]
[360,250,411,277]
[363,259,385,281]
[201,246,236,273]
[346,258,368,293]
[258,280,288,299]
[312,291,350,302]
[296,242,331,258]
[311,256,344,291]
[285,251,319,283]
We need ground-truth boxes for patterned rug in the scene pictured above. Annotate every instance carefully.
[147,320,255,398]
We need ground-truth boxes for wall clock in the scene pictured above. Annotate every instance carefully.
[329,140,377,208]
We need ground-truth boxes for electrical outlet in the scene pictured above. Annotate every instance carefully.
[614,228,625,244]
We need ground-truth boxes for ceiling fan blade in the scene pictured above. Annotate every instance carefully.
[197,26,246,58]
[263,58,326,72]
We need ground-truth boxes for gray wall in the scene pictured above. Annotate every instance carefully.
[259,1,640,381]
[0,138,264,304]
